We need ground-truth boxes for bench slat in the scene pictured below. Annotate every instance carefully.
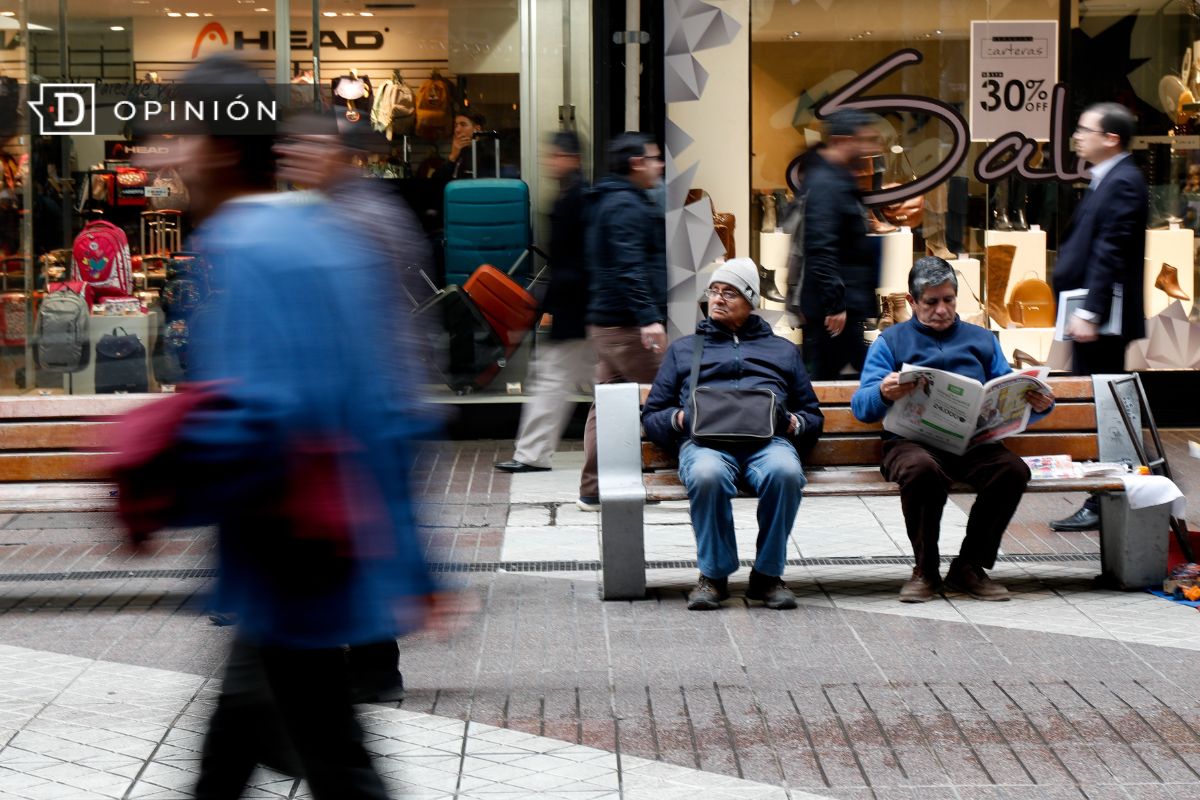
[642,470,1125,502]
[1,421,114,451]
[0,453,112,481]
[817,403,1096,435]
[643,431,1099,471]
[0,395,156,420]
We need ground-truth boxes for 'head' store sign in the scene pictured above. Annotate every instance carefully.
[191,21,383,58]
[133,16,445,64]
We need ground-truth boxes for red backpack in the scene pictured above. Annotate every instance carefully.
[415,72,454,141]
[72,220,133,300]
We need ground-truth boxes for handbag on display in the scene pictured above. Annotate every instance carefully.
[687,333,778,447]
[879,144,925,228]
[94,327,148,394]
[1006,276,1056,328]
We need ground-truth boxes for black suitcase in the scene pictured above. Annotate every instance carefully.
[412,282,507,394]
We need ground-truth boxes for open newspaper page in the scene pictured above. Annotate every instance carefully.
[882,365,986,454]
[968,367,1050,448]
[882,365,1050,455]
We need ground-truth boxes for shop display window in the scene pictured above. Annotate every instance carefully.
[0,0,591,397]
[730,0,1200,368]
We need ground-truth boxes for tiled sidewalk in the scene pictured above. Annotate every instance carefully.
[0,434,1196,799]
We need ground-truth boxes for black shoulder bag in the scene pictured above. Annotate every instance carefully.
[688,333,778,447]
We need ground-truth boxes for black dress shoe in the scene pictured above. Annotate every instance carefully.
[1049,507,1100,532]
[494,460,551,473]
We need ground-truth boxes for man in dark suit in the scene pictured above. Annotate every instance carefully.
[1050,102,1148,532]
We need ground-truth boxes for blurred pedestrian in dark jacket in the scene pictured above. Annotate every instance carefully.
[794,110,882,379]
[577,132,666,510]
[496,130,595,473]
[127,56,465,800]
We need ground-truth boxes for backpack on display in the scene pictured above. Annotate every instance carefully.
[415,72,454,141]
[72,220,133,299]
[94,327,148,394]
[35,282,90,373]
[372,77,416,140]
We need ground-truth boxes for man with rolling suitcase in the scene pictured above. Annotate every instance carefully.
[577,132,666,510]
[496,131,594,473]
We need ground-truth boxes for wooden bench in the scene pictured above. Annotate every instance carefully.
[0,395,157,513]
[594,376,1148,600]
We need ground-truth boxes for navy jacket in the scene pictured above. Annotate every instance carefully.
[585,176,667,327]
[642,315,824,455]
[543,173,590,340]
[1052,155,1147,342]
[800,154,879,322]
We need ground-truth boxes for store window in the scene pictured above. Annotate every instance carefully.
[1,0,587,398]
[666,0,1198,371]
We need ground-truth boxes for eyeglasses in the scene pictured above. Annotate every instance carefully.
[704,288,744,302]
[1075,125,1107,135]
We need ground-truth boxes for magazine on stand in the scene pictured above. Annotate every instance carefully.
[882,364,1051,455]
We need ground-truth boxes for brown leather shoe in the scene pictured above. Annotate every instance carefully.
[1155,263,1191,301]
[945,561,1011,601]
[898,568,939,603]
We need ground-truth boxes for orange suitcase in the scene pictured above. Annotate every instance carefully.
[463,262,538,354]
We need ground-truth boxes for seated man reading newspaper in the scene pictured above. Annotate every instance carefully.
[851,257,1055,603]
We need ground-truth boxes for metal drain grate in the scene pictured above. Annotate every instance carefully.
[0,552,1100,582]
[434,552,1102,573]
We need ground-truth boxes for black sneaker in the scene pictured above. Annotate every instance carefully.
[746,569,798,610]
[686,575,730,610]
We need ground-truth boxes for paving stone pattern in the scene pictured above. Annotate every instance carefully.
[0,432,1196,799]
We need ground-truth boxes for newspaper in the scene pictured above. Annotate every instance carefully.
[883,364,1052,455]
[1022,455,1132,480]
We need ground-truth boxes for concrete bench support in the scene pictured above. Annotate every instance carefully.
[595,383,648,600]
[1098,493,1171,589]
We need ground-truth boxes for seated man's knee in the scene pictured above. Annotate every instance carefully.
[993,454,1032,490]
[774,459,807,493]
[889,449,943,488]
[681,451,733,493]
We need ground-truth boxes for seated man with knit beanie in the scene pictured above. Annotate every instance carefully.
[642,259,824,610]
[851,257,1056,603]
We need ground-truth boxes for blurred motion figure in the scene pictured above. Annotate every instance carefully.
[126,56,451,799]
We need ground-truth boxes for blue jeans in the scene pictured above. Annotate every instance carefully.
[677,436,806,580]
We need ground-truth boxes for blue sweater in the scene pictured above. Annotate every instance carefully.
[852,316,1052,432]
[177,197,438,648]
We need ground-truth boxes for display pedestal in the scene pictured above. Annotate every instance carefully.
[757,230,791,304]
[984,229,1046,331]
[64,314,155,395]
[949,256,983,317]
[1143,227,1195,318]
[757,231,801,342]
[874,229,914,293]
[996,327,1056,365]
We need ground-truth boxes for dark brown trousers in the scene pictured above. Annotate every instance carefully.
[881,440,1031,580]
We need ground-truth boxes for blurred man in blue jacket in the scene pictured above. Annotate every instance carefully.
[642,259,823,611]
[852,257,1054,604]
[136,56,452,800]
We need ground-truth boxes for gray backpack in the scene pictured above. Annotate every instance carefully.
[36,287,90,373]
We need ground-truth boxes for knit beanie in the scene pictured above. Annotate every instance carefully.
[707,258,760,307]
